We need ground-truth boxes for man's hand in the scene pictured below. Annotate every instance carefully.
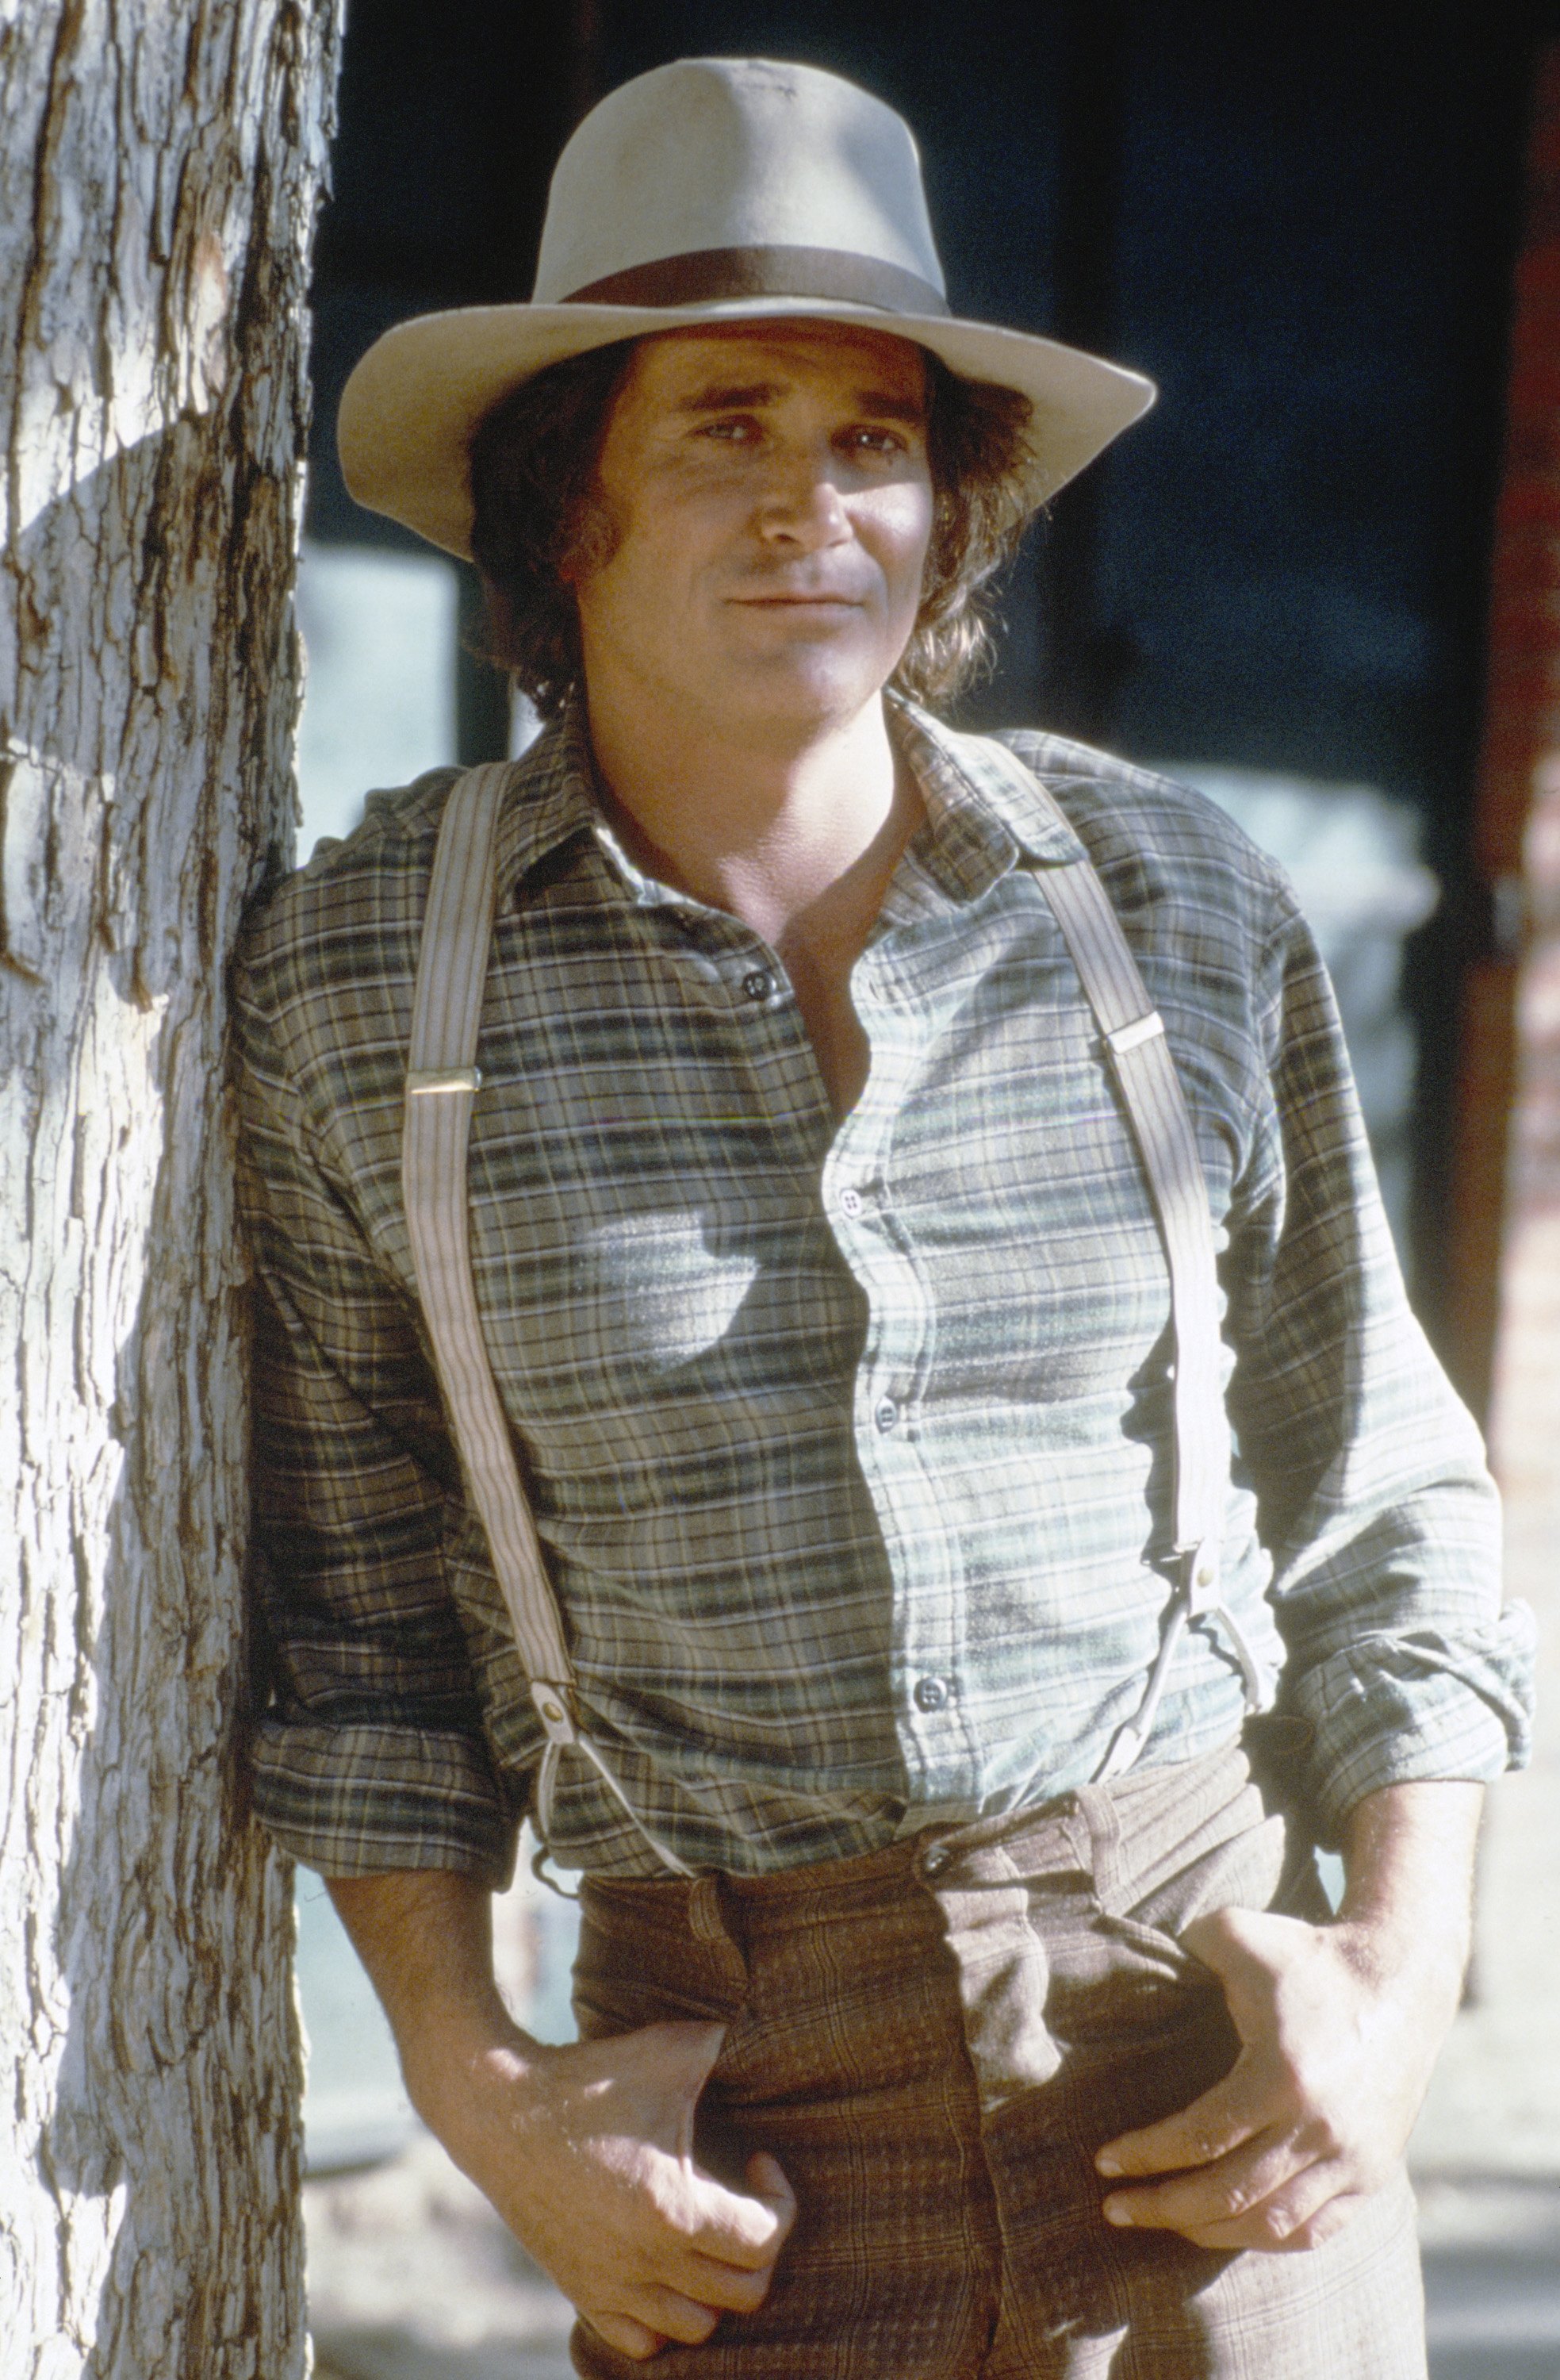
[324,1871,795,2360]
[1094,1779,1481,2252]
[421,2014,795,2359]
[1093,1901,1449,2250]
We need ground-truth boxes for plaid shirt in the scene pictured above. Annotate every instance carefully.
[234,700,1532,1881]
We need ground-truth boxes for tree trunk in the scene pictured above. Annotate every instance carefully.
[0,3,339,2370]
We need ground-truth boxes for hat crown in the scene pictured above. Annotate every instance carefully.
[532,58,946,305]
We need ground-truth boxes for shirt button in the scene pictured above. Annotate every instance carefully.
[742,969,774,1002]
[921,1841,951,1878]
[837,1187,863,1218]
[913,1675,949,1714]
[874,1398,899,1432]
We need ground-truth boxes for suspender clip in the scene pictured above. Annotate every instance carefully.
[406,1066,482,1095]
[530,1677,579,1745]
[1182,1541,1220,1614]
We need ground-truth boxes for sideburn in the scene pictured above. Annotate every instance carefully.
[560,478,626,589]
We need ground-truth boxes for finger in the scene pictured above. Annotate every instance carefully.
[1096,2065,1267,2179]
[1169,2201,1358,2253]
[586,2311,665,2359]
[680,2251,779,2314]
[1129,2166,1359,2255]
[1276,2190,1367,2254]
[634,2285,723,2345]
[1188,2158,1358,2253]
[1102,2131,1309,2235]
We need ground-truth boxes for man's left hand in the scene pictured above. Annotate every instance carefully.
[1092,1894,1461,2252]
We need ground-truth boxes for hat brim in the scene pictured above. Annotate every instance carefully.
[336,296,1156,561]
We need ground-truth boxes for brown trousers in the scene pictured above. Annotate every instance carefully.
[569,1739,1426,2378]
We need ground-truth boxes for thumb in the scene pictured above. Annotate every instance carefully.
[1180,1904,1309,2036]
[639,2017,730,2097]
[1180,1902,1301,1980]
[744,2150,797,2236]
[646,2019,729,2163]
[692,2151,797,2259]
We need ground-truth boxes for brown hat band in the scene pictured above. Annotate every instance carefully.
[563,243,952,318]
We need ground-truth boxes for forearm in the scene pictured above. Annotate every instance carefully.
[325,1868,531,2113]
[1333,1777,1482,2006]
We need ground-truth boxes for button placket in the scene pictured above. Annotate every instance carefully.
[824,972,974,1811]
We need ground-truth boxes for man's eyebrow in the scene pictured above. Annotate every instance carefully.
[850,388,926,424]
[672,380,926,422]
[674,381,784,413]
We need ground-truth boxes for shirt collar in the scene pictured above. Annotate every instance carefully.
[489,691,1087,906]
[887,700,1087,896]
[491,697,608,896]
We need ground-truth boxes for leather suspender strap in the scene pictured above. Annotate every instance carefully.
[968,736,1269,1774]
[401,762,692,1879]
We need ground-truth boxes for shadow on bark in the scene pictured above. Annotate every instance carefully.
[6,424,308,2373]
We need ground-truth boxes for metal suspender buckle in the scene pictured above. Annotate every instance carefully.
[1104,1011,1165,1057]
[406,1067,483,1094]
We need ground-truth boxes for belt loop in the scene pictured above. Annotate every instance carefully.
[1073,1776,1124,1908]
[688,1873,726,1944]
[687,1872,748,1994]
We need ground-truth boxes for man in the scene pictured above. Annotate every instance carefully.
[236,57,1533,2378]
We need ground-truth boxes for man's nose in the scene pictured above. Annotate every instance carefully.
[753,455,851,547]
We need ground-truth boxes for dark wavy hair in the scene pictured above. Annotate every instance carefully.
[467,336,1035,718]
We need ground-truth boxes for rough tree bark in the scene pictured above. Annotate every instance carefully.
[0,3,339,2371]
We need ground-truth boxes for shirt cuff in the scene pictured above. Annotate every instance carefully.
[248,1715,523,1884]
[1288,1603,1538,1844]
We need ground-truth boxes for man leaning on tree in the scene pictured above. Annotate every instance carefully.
[235,57,1535,2379]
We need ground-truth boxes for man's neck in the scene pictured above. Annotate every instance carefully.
[582,681,919,947]
[581,678,924,1118]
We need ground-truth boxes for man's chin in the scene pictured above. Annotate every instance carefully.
[700,653,897,731]
[694,629,906,717]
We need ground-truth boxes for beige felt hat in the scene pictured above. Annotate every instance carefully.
[337,57,1157,559]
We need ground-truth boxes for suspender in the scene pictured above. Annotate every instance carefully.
[401,762,694,1879]
[400,743,1268,1877]
[969,738,1269,1777]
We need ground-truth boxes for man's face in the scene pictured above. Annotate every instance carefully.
[569,321,935,734]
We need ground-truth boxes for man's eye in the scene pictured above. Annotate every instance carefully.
[699,417,759,443]
[846,427,907,455]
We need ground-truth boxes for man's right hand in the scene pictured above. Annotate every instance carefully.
[324,1870,795,2361]
[420,2013,795,2358]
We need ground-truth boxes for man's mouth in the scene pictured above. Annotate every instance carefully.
[728,592,863,607]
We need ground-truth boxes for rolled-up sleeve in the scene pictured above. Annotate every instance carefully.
[1225,890,1535,1843]
[234,955,519,1884]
